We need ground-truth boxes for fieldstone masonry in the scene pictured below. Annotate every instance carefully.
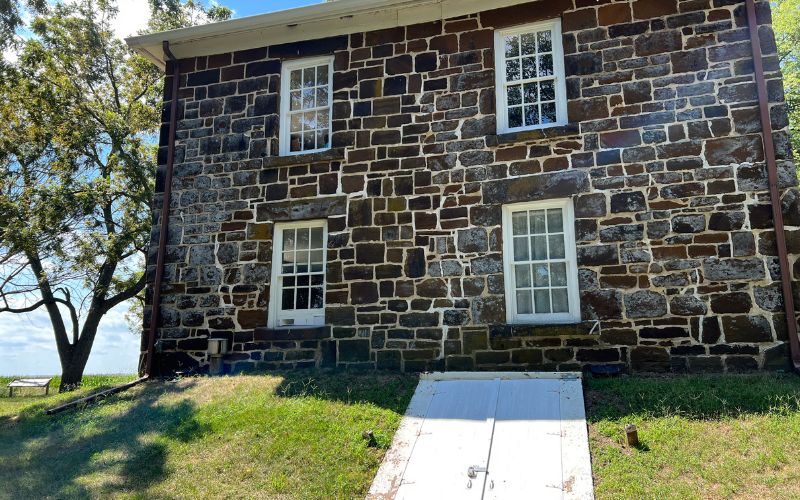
[144,0,800,375]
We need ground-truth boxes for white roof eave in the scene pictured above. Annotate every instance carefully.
[125,0,529,69]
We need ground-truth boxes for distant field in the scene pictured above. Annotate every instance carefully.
[2,372,800,499]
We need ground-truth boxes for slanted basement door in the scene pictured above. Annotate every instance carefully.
[368,372,593,500]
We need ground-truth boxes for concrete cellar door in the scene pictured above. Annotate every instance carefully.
[369,372,593,500]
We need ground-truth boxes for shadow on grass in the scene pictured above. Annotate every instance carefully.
[272,369,419,414]
[0,379,208,498]
[585,372,800,422]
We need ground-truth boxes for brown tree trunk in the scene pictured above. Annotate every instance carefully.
[58,357,86,392]
[56,312,101,392]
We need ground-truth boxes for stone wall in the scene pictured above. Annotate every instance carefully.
[144,0,800,375]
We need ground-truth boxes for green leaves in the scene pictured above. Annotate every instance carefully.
[774,0,800,162]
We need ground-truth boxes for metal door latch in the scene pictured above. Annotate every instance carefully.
[467,465,488,478]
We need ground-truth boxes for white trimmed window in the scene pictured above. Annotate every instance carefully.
[502,200,580,324]
[279,56,333,156]
[269,220,327,328]
[494,19,568,133]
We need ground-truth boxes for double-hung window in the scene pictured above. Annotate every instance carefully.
[279,56,333,156]
[502,200,580,324]
[269,220,327,328]
[494,19,567,133]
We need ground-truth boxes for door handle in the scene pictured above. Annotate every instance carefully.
[467,465,488,478]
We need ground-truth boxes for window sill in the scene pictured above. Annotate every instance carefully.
[489,123,580,146]
[263,148,345,169]
[489,321,595,338]
[254,325,331,341]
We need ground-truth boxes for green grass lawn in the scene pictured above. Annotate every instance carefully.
[586,374,800,499]
[1,372,800,499]
[0,371,417,499]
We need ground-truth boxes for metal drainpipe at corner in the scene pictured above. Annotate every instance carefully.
[744,0,800,372]
[145,41,181,378]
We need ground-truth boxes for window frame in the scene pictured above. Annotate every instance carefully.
[493,19,568,134]
[501,199,581,325]
[279,56,334,157]
[268,219,328,329]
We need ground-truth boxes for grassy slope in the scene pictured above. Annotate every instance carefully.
[586,374,800,499]
[0,371,417,499]
[2,372,800,499]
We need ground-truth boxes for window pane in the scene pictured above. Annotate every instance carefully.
[540,81,555,101]
[290,134,302,152]
[296,287,309,309]
[551,263,567,286]
[506,59,520,81]
[524,105,540,127]
[297,228,310,250]
[296,251,309,273]
[530,210,546,234]
[515,264,531,288]
[508,84,522,106]
[283,229,296,251]
[289,114,302,133]
[297,275,309,287]
[532,235,548,260]
[310,227,324,249]
[523,82,537,104]
[310,249,324,265]
[512,211,528,235]
[311,274,324,286]
[533,263,549,287]
[290,70,302,90]
[513,236,529,261]
[516,290,532,314]
[283,276,295,287]
[317,64,329,85]
[538,54,554,77]
[522,56,536,79]
[508,107,523,128]
[534,289,551,313]
[302,89,315,110]
[282,289,294,310]
[311,287,324,309]
[552,288,569,313]
[537,30,552,53]
[549,235,565,259]
[316,87,329,107]
[547,209,564,232]
[504,34,520,57]
[521,32,536,56]
[303,132,315,150]
[303,67,315,87]
[316,129,329,150]
[290,90,302,111]
[541,102,557,124]
[317,109,329,127]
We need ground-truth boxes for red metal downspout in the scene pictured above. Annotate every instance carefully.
[144,41,181,377]
[745,0,800,371]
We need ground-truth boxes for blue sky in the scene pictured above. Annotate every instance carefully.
[231,0,320,17]
[0,0,327,376]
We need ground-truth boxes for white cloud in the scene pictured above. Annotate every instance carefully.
[109,0,152,39]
